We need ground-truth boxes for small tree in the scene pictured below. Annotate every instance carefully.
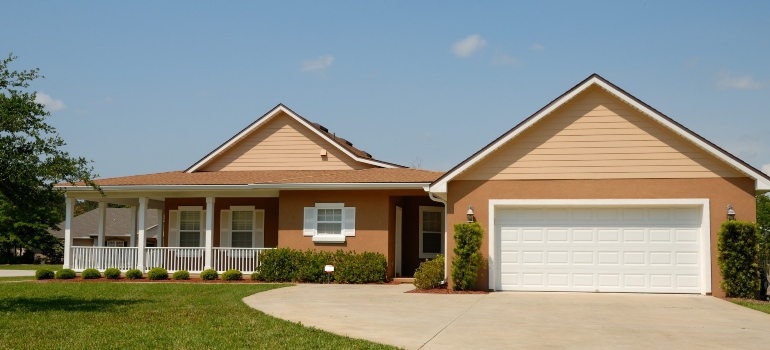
[757,194,770,269]
[718,220,760,298]
[451,222,483,290]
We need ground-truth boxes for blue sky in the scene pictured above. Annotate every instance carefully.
[3,1,769,178]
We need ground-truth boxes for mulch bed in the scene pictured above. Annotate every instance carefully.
[36,277,267,283]
[406,288,488,294]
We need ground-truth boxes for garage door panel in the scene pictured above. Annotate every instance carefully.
[496,205,703,294]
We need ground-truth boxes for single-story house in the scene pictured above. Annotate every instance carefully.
[59,74,770,297]
[49,208,159,247]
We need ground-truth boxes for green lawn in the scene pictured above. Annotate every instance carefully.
[0,282,398,349]
[0,264,62,271]
[731,299,770,314]
[0,276,34,282]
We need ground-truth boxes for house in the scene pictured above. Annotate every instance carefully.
[59,74,770,297]
[48,208,159,247]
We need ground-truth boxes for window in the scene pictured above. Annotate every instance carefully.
[106,240,125,247]
[419,206,444,259]
[231,210,253,248]
[304,203,355,243]
[179,210,201,247]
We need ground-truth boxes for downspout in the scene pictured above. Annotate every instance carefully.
[428,192,449,286]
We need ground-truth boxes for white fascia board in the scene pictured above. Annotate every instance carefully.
[186,105,397,173]
[489,198,710,207]
[59,185,256,191]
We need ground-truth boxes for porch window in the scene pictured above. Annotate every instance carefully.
[231,210,253,248]
[106,240,125,247]
[419,206,444,259]
[304,203,355,243]
[179,211,202,247]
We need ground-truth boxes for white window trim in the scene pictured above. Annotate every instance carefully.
[229,206,265,249]
[178,206,204,248]
[106,240,125,247]
[419,206,445,259]
[306,203,355,243]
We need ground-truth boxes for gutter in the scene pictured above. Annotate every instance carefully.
[428,191,449,286]
[59,182,432,191]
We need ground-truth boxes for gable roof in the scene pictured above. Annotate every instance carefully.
[185,104,404,172]
[430,74,770,193]
[48,208,158,239]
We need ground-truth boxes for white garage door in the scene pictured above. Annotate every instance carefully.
[495,205,705,293]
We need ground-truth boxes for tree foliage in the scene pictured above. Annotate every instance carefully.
[0,54,97,257]
[718,220,760,298]
[451,222,483,290]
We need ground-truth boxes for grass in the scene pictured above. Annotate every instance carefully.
[0,264,62,271]
[0,276,35,282]
[0,282,397,349]
[731,299,770,314]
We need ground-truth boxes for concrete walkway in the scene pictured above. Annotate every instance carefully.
[0,270,35,277]
[244,284,770,350]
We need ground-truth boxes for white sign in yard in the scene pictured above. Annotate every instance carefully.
[324,265,334,273]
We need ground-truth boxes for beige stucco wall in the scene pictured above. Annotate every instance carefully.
[200,112,374,171]
[444,177,757,297]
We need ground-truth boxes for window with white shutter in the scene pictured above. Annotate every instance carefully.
[304,203,355,243]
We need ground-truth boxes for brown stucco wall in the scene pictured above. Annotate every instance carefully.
[163,197,279,247]
[445,177,757,297]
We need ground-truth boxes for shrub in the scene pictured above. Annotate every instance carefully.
[35,268,55,280]
[147,267,169,280]
[333,250,387,284]
[55,268,76,279]
[104,268,122,279]
[222,269,243,281]
[172,270,190,280]
[125,269,143,280]
[451,222,484,291]
[253,248,302,282]
[718,220,761,298]
[200,268,219,280]
[250,271,260,281]
[297,250,333,283]
[81,268,101,279]
[254,248,387,284]
[414,255,445,289]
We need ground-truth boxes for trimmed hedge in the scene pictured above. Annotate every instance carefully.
[147,267,169,280]
[35,268,55,280]
[222,269,242,281]
[172,270,190,280]
[253,248,387,284]
[81,268,101,279]
[414,255,445,290]
[451,222,484,291]
[55,268,76,279]
[125,269,143,280]
[200,269,219,281]
[718,220,761,298]
[104,268,121,279]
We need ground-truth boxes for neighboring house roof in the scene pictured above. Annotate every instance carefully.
[49,208,159,239]
[185,104,405,172]
[71,168,443,188]
[430,74,770,193]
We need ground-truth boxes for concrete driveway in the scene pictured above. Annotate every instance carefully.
[244,284,770,349]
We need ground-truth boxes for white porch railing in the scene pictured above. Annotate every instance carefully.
[145,247,206,273]
[71,246,138,271]
[212,248,273,273]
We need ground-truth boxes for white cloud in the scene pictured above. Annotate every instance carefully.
[531,43,545,51]
[716,73,765,90]
[451,35,487,57]
[492,54,520,66]
[301,54,334,72]
[34,92,66,111]
[763,164,770,175]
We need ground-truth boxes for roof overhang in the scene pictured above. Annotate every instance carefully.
[429,74,770,193]
[185,104,401,172]
[60,182,432,192]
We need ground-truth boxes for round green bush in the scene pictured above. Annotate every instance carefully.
[172,270,190,280]
[81,268,101,279]
[55,268,76,279]
[250,271,260,281]
[35,268,55,280]
[104,268,122,279]
[222,269,242,281]
[125,269,143,280]
[147,267,169,280]
[200,268,218,280]
[414,254,445,290]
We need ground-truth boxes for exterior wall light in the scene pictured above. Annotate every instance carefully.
[727,205,736,221]
[466,205,475,223]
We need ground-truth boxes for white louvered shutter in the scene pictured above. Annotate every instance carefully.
[303,207,316,236]
[168,210,179,247]
[254,210,265,248]
[220,210,231,247]
[343,207,356,237]
[200,210,206,246]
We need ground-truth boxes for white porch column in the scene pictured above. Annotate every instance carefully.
[129,205,137,247]
[62,197,75,269]
[137,197,148,271]
[157,209,164,248]
[97,202,107,247]
[205,197,215,270]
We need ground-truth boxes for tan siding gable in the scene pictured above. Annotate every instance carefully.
[459,87,741,180]
[199,112,375,171]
